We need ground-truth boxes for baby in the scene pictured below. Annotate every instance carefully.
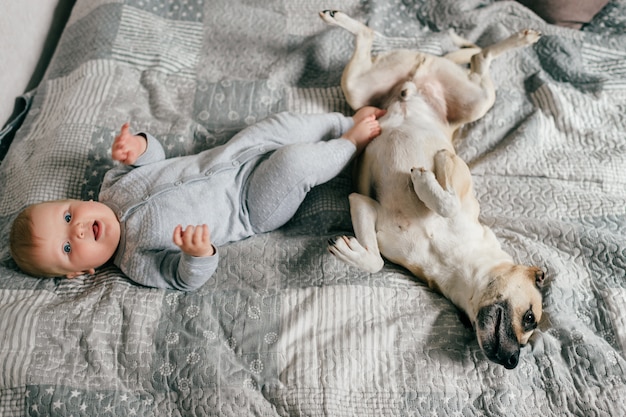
[10,107,384,291]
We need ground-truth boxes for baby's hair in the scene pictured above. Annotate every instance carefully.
[9,205,60,277]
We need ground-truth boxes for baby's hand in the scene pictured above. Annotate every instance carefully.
[173,224,215,257]
[111,122,147,165]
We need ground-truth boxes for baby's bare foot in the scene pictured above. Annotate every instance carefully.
[343,115,381,153]
[353,106,386,125]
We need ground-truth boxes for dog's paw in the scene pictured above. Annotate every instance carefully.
[319,10,373,36]
[328,236,384,273]
[319,10,341,25]
[519,29,541,45]
[410,166,435,197]
[410,166,433,182]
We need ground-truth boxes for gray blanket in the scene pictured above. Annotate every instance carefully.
[1,0,625,415]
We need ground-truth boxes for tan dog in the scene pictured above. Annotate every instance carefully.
[321,10,545,369]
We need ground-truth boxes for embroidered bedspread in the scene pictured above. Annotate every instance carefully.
[0,0,625,415]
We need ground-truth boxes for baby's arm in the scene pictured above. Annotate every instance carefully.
[111,123,147,165]
[156,240,218,290]
[172,224,215,257]
[157,224,216,291]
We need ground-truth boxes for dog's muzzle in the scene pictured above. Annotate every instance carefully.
[476,302,521,369]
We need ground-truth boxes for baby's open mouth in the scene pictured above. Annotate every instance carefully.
[93,221,101,241]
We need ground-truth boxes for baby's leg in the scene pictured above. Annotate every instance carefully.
[247,139,355,234]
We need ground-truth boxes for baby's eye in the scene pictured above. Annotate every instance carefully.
[64,212,72,223]
[63,243,71,254]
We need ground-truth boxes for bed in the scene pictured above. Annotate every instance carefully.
[1,0,625,415]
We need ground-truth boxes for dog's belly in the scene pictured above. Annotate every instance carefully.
[363,128,489,285]
[362,128,452,190]
[375,206,489,287]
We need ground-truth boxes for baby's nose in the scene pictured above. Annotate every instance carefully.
[74,222,85,238]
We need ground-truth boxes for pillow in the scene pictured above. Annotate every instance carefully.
[516,0,609,29]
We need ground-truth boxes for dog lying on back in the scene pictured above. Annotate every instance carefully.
[321,10,545,369]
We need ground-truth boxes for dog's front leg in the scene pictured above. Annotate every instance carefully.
[328,193,385,273]
[410,150,467,218]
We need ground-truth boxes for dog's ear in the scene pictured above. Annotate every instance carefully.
[534,268,545,289]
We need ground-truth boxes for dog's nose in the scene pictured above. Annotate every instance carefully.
[501,350,520,369]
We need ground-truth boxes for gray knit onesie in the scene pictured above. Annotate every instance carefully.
[99,112,356,290]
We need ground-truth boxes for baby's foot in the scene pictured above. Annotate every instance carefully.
[343,115,381,154]
[353,106,386,126]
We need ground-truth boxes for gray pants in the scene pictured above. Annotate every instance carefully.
[247,138,355,234]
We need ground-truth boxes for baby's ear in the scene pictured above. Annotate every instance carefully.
[65,268,95,279]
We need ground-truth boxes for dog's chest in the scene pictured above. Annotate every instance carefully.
[366,128,449,186]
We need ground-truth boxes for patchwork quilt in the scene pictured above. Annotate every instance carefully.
[0,0,625,415]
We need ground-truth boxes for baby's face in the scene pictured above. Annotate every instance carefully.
[29,199,121,277]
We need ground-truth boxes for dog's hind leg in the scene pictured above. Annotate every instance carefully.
[444,47,481,65]
[465,29,541,119]
[328,193,385,273]
[319,10,370,36]
[444,30,481,65]
[444,29,541,127]
[319,10,376,109]
[470,29,541,77]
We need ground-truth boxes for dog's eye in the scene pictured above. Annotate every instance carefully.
[523,310,536,330]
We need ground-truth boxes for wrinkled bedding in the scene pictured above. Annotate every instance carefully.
[1,0,625,415]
